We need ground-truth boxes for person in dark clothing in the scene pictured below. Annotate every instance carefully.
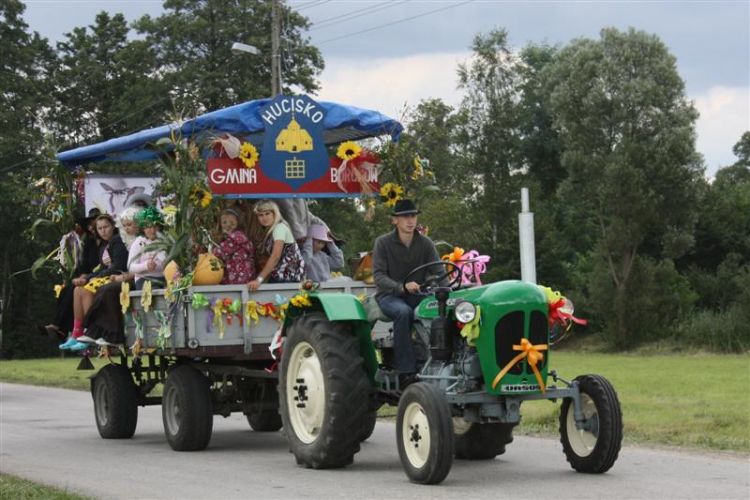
[41,209,101,339]
[372,199,441,387]
[59,214,128,351]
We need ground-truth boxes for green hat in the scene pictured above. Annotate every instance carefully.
[136,206,164,229]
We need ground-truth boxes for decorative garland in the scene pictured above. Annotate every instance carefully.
[459,305,482,346]
[442,246,490,285]
[140,280,153,312]
[120,281,130,314]
[239,142,259,169]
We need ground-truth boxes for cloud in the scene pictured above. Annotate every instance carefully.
[318,54,749,179]
[316,52,469,122]
[693,86,750,176]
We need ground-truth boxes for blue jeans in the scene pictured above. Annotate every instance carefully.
[377,293,423,373]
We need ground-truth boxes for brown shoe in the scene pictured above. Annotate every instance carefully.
[41,324,65,340]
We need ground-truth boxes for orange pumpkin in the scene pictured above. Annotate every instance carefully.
[192,253,224,285]
[163,260,180,284]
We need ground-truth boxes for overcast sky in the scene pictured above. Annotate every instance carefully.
[22,0,750,177]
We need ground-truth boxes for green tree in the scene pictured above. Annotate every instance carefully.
[455,29,525,279]
[0,0,55,167]
[134,0,324,111]
[0,0,61,356]
[52,11,167,145]
[546,28,703,347]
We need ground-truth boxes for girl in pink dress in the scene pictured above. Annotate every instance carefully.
[213,208,256,284]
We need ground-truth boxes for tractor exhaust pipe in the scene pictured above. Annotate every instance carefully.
[519,188,537,284]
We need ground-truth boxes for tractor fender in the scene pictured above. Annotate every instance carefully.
[282,293,377,383]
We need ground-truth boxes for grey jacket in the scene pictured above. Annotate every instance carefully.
[373,229,441,299]
[302,238,344,282]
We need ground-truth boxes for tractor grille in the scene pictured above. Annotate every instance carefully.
[495,310,548,374]
[495,311,524,375]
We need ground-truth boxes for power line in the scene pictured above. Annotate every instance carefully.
[309,1,407,31]
[294,0,331,12]
[316,0,474,45]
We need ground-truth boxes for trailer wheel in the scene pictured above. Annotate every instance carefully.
[453,419,515,459]
[92,364,138,439]
[396,382,454,484]
[280,313,369,469]
[560,374,622,473]
[162,365,213,451]
[246,381,282,432]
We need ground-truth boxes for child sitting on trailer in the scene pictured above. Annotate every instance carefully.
[302,223,344,282]
[213,208,256,284]
[246,200,304,291]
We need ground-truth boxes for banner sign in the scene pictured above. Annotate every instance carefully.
[206,95,380,198]
[84,174,160,217]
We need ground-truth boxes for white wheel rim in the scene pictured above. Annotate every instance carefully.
[286,341,325,444]
[566,393,599,457]
[402,401,431,469]
[164,386,181,436]
[453,417,472,436]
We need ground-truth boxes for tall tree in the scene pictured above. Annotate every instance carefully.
[456,29,524,279]
[135,0,324,111]
[0,0,54,166]
[52,11,166,145]
[546,28,703,347]
[0,0,60,356]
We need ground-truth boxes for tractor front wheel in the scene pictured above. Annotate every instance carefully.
[396,382,454,484]
[453,420,515,460]
[560,374,622,473]
[280,313,370,468]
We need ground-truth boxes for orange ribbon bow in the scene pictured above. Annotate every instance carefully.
[491,338,549,392]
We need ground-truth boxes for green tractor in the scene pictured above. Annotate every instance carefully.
[278,261,623,484]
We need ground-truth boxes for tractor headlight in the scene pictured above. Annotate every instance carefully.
[455,301,477,323]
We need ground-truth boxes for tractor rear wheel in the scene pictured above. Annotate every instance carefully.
[560,374,622,473]
[280,313,369,468]
[453,420,515,459]
[396,382,454,484]
[246,380,282,432]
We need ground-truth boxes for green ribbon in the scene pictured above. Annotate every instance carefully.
[154,310,171,350]
[191,292,210,309]
[131,311,144,339]
[459,305,482,346]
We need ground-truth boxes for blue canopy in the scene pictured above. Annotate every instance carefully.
[57,97,403,168]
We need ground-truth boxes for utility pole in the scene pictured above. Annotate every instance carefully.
[271,0,281,95]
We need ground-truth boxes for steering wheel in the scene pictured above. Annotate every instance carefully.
[402,260,463,295]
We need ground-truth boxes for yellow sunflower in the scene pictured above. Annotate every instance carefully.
[239,142,259,169]
[380,182,404,207]
[190,186,213,208]
[336,141,362,161]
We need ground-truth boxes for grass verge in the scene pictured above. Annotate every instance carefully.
[0,474,90,500]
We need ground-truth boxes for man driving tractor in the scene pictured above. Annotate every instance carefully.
[372,199,442,388]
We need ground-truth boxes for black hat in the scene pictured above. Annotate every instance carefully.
[391,199,421,216]
[75,207,101,229]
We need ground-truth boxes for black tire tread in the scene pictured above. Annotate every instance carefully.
[454,422,516,460]
[280,313,370,469]
[162,365,213,451]
[559,374,623,473]
[396,382,454,484]
[92,364,138,439]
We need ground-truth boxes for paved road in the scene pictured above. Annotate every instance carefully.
[1,382,748,499]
